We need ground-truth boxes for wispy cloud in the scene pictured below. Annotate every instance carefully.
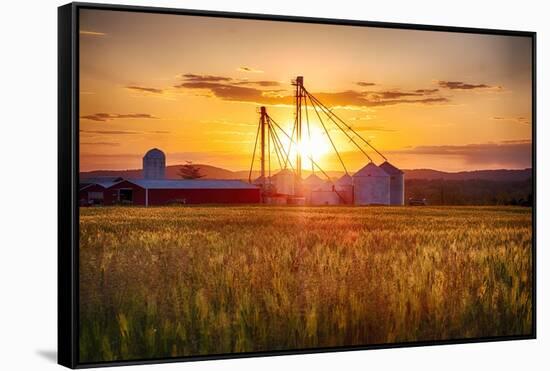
[80,30,106,36]
[237,66,264,73]
[181,74,232,82]
[80,113,159,122]
[356,81,376,87]
[363,90,425,99]
[311,90,449,108]
[125,85,164,94]
[233,80,281,87]
[415,88,439,94]
[438,81,502,90]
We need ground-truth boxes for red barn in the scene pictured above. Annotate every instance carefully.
[93,179,260,206]
[79,177,123,206]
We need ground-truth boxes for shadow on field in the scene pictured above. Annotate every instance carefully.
[36,350,57,363]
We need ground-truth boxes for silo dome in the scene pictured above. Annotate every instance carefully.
[352,162,390,205]
[143,148,166,179]
[272,169,295,195]
[336,174,353,186]
[303,174,325,189]
[303,174,325,204]
[253,175,268,185]
[380,161,405,206]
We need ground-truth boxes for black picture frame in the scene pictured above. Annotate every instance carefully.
[58,2,537,368]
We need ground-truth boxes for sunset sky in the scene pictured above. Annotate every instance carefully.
[79,9,532,173]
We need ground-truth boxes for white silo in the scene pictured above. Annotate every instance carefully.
[380,161,405,205]
[253,175,272,187]
[303,173,325,189]
[303,174,325,203]
[352,162,390,205]
[272,169,295,195]
[335,174,354,204]
[143,148,166,179]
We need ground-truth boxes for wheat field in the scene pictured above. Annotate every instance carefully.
[79,206,533,363]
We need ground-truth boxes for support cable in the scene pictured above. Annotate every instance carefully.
[269,117,296,172]
[268,121,271,180]
[305,88,387,161]
[248,117,262,183]
[307,94,349,174]
[268,123,284,171]
[304,95,314,174]
[306,91,373,164]
[283,115,297,169]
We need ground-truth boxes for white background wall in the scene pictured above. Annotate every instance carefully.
[0,0,546,369]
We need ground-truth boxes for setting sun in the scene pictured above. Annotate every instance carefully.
[298,127,332,163]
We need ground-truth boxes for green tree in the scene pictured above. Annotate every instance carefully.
[179,161,204,179]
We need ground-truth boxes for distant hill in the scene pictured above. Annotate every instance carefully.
[81,165,532,183]
[81,164,239,180]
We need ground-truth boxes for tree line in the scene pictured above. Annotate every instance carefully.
[405,178,533,206]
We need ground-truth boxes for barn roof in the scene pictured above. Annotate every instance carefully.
[124,179,260,190]
[80,176,124,189]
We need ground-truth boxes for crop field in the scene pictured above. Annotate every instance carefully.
[79,206,533,363]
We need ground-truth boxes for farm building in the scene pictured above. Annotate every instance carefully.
[80,178,261,206]
[104,179,260,206]
[80,149,261,206]
[79,177,123,206]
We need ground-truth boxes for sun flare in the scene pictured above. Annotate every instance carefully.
[298,128,331,161]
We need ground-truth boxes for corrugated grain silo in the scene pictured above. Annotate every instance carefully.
[335,174,354,204]
[272,169,295,195]
[380,161,405,205]
[143,148,166,179]
[303,173,325,188]
[352,162,390,205]
[303,173,325,203]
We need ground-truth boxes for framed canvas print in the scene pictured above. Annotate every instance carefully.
[58,2,536,368]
